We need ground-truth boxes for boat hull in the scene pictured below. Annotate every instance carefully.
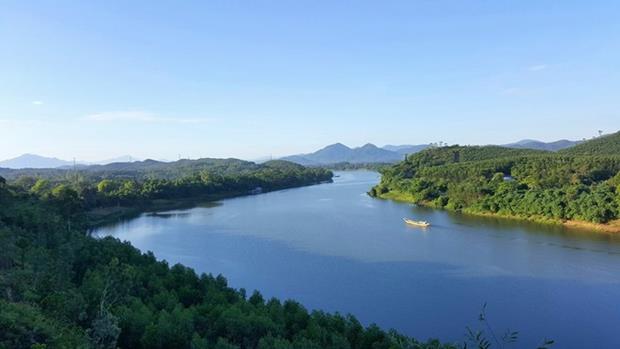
[403,218,430,227]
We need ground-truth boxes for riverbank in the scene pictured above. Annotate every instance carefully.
[85,194,235,227]
[377,190,620,234]
[86,179,334,227]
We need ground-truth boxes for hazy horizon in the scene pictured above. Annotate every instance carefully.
[2,1,619,161]
[0,134,606,164]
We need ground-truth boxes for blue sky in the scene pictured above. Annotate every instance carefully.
[1,1,619,161]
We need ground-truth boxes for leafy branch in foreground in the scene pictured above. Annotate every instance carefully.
[463,303,553,349]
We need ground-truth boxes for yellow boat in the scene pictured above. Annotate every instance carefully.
[403,218,430,227]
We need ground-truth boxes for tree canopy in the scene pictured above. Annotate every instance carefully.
[559,131,620,156]
[372,140,620,224]
[0,167,452,349]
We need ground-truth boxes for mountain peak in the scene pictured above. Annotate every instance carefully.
[512,139,539,145]
[97,155,140,164]
[324,143,351,150]
[0,153,143,169]
[281,142,408,165]
[0,154,74,169]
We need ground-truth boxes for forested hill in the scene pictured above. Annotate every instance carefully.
[0,157,302,180]
[0,176,452,349]
[0,159,332,219]
[502,139,580,152]
[281,143,405,165]
[400,145,545,168]
[372,137,620,227]
[559,131,620,156]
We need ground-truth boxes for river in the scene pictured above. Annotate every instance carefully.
[93,171,620,348]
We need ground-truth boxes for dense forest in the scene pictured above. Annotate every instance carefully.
[0,152,562,348]
[0,172,459,349]
[0,158,329,181]
[1,160,332,218]
[559,131,620,156]
[371,132,620,226]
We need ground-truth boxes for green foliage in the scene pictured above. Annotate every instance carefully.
[2,160,333,212]
[463,304,553,349]
[0,300,89,348]
[30,179,51,197]
[0,173,455,349]
[374,143,620,224]
[87,311,121,349]
[0,156,557,348]
[560,131,620,156]
[0,158,329,182]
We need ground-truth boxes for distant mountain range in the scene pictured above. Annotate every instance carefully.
[0,154,141,169]
[281,138,584,165]
[96,155,139,165]
[0,154,75,169]
[0,137,588,169]
[281,143,429,165]
[0,157,292,181]
[502,139,581,151]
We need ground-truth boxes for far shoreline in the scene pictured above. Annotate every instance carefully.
[86,179,334,229]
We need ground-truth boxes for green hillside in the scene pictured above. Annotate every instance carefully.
[0,158,271,180]
[373,144,620,225]
[401,145,545,167]
[560,131,620,156]
[0,159,333,226]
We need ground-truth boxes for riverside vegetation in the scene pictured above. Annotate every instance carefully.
[371,131,620,231]
[0,159,466,349]
[1,159,333,224]
[0,151,569,348]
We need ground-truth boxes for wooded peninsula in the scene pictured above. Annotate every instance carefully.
[371,131,620,233]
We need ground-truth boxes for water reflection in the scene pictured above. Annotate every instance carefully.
[146,212,192,219]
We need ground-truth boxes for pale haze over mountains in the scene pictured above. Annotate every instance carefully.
[0,138,583,169]
[382,144,430,155]
[0,154,140,169]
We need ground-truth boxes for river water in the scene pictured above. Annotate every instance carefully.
[93,171,620,348]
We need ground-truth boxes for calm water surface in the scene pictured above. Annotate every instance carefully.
[93,171,620,348]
